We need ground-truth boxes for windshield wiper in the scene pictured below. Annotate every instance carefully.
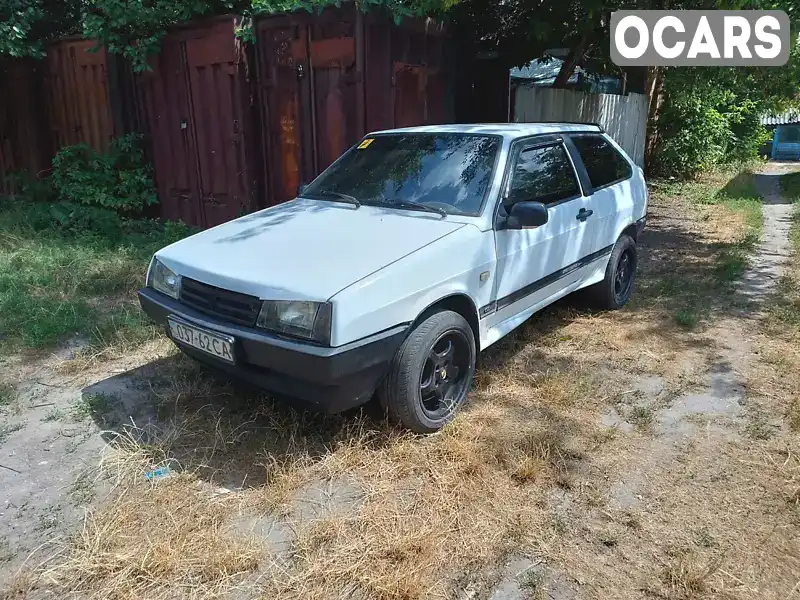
[380,199,447,218]
[308,190,361,208]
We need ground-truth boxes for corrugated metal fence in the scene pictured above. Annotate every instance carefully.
[0,59,51,193]
[44,39,115,152]
[134,17,256,228]
[0,7,454,223]
[514,86,648,167]
[0,41,118,194]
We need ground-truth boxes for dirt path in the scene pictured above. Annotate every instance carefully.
[740,163,796,303]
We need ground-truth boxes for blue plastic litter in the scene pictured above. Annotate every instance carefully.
[144,466,171,481]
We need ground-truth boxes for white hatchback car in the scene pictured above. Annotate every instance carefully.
[140,123,647,432]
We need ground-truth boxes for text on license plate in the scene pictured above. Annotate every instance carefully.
[168,318,235,363]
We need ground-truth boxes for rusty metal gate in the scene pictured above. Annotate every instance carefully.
[44,39,115,151]
[135,18,255,229]
[256,6,451,207]
[365,15,449,132]
[255,10,363,205]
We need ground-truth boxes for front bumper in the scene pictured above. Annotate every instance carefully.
[138,288,408,413]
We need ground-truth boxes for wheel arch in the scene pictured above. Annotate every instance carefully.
[620,222,639,242]
[412,293,481,352]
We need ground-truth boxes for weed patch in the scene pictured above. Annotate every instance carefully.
[674,308,699,329]
[0,421,25,445]
[71,392,119,424]
[0,199,192,353]
[41,408,64,422]
[628,405,655,431]
[0,383,14,408]
[657,552,722,599]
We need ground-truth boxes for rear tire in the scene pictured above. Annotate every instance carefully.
[379,310,476,433]
[590,234,637,309]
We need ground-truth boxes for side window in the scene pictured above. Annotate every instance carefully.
[506,144,580,207]
[571,135,632,190]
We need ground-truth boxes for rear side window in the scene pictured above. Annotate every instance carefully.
[506,144,580,207]
[571,135,632,190]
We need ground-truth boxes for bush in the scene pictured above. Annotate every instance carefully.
[653,76,771,178]
[49,202,124,239]
[6,169,58,203]
[50,134,158,213]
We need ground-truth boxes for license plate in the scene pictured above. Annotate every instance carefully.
[167,318,235,364]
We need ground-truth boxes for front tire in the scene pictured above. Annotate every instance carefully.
[380,310,476,433]
[591,234,637,309]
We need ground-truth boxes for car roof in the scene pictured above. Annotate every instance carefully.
[369,122,603,140]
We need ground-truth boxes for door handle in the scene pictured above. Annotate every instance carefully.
[576,208,594,222]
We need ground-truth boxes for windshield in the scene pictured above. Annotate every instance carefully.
[302,133,501,216]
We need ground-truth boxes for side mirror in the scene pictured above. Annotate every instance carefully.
[505,201,549,229]
[297,183,308,197]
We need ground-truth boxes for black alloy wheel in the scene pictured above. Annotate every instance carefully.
[380,310,477,433]
[614,247,636,305]
[589,233,637,309]
[419,330,472,421]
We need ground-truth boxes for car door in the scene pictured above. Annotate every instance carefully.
[485,137,593,330]
[566,134,635,258]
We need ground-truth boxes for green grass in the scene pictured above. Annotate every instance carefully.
[646,166,765,328]
[628,405,655,431]
[0,199,193,352]
[71,392,119,424]
[675,309,699,329]
[704,173,764,294]
[716,230,761,282]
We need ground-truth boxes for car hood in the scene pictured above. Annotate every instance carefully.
[155,199,467,301]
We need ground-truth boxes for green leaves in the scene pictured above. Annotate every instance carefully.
[81,0,224,71]
[0,0,81,57]
[1,0,456,69]
[81,0,456,70]
[50,134,158,214]
[0,0,44,57]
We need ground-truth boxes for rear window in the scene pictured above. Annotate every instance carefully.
[571,135,632,190]
[303,133,501,215]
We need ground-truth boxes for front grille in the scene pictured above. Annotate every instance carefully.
[180,278,261,327]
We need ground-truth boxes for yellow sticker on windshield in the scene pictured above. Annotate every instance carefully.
[357,138,375,149]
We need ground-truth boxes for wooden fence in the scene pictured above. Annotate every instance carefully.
[513,86,648,167]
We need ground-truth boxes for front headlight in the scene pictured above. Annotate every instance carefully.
[257,300,332,344]
[147,258,181,300]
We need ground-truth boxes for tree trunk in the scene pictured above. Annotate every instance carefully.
[644,66,664,172]
[552,31,593,88]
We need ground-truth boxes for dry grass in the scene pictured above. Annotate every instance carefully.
[11,349,601,600]
[658,551,724,600]
[41,479,263,599]
[55,323,173,377]
[34,424,264,599]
